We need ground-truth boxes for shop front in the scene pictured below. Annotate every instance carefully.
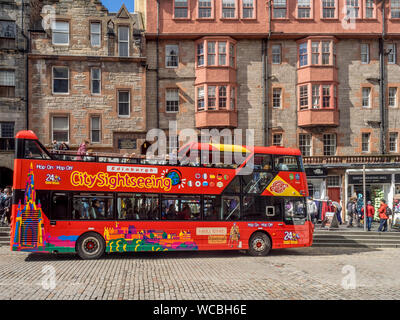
[305,168,327,201]
[345,169,397,221]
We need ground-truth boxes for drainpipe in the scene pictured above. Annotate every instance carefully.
[21,0,30,130]
[156,0,160,129]
[263,0,272,146]
[379,0,386,154]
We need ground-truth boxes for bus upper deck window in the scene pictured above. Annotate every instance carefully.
[253,154,272,170]
[24,140,50,160]
[274,155,299,171]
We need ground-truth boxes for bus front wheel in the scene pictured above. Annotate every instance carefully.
[76,232,105,260]
[248,232,271,256]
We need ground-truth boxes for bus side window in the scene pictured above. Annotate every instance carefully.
[51,193,69,220]
[265,197,283,221]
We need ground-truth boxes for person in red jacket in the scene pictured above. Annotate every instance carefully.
[378,199,389,232]
[361,201,375,231]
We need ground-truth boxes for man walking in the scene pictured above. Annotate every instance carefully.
[307,197,317,225]
[378,199,389,232]
[346,197,357,228]
[361,201,375,231]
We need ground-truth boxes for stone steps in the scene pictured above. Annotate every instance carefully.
[0,227,10,247]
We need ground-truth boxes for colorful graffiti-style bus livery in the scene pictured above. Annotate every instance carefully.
[11,131,313,259]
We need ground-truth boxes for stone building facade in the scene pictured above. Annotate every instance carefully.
[29,0,147,155]
[0,0,39,187]
[138,0,400,217]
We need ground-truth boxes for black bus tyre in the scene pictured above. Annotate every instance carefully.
[248,232,271,256]
[76,232,105,260]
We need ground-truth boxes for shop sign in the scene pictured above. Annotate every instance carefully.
[349,174,392,184]
[305,168,327,178]
[118,139,137,150]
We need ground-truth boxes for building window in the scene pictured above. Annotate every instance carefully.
[273,134,282,146]
[197,87,205,111]
[388,43,397,64]
[272,44,282,64]
[322,85,331,107]
[118,91,130,116]
[391,0,400,18]
[166,45,179,68]
[52,116,69,143]
[362,132,370,152]
[322,42,330,64]
[273,0,287,18]
[327,175,340,187]
[242,0,254,18]
[362,87,371,108]
[90,22,101,47]
[175,0,188,18]
[361,43,370,64]
[197,43,204,66]
[273,88,282,108]
[389,87,397,108]
[198,0,212,18]
[299,134,311,156]
[0,122,14,138]
[0,70,15,98]
[323,134,336,156]
[299,85,308,109]
[230,43,235,67]
[346,0,359,18]
[230,87,236,110]
[118,26,129,57]
[219,86,227,109]
[52,67,69,94]
[322,0,336,18]
[389,132,398,152]
[208,86,216,109]
[166,89,179,113]
[365,0,374,18]
[222,0,236,18]
[90,116,101,143]
[299,42,308,66]
[0,20,16,49]
[91,68,101,95]
[311,42,319,64]
[52,21,69,45]
[298,0,311,18]
[207,41,216,65]
[312,85,320,108]
[218,42,227,65]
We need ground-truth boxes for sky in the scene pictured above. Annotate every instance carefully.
[101,0,135,13]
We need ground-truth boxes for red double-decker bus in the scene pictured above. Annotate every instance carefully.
[10,130,313,259]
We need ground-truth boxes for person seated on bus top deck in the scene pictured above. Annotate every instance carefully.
[277,158,289,171]
[178,204,191,220]
[138,203,147,220]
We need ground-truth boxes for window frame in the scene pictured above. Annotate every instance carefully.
[362,87,371,108]
[361,43,370,64]
[117,90,131,117]
[297,0,312,19]
[91,68,101,95]
[118,25,130,57]
[52,20,70,46]
[52,115,70,143]
[321,0,337,19]
[90,115,101,144]
[272,44,282,64]
[174,0,189,19]
[272,87,282,108]
[90,21,102,48]
[389,132,398,153]
[273,0,288,19]
[198,0,213,19]
[361,132,371,153]
[166,88,180,113]
[391,0,400,19]
[52,66,69,95]
[299,134,312,156]
[242,0,255,19]
[221,0,237,19]
[165,44,179,68]
[323,133,337,156]
[0,69,15,98]
[389,87,398,108]
[387,43,397,64]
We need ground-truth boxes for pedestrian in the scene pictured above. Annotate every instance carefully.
[361,201,375,231]
[378,199,389,232]
[77,140,89,161]
[0,188,12,226]
[307,197,317,224]
[346,196,358,228]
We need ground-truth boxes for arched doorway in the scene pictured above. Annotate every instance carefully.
[0,167,13,189]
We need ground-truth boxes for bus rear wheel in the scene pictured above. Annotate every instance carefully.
[248,232,271,256]
[76,232,105,260]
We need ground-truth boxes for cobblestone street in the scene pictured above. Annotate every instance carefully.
[0,246,399,300]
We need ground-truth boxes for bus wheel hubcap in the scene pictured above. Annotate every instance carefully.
[84,238,98,254]
[253,238,266,251]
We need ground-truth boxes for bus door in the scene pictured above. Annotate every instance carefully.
[280,198,310,247]
[48,192,72,245]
